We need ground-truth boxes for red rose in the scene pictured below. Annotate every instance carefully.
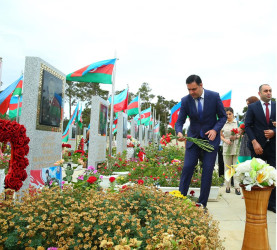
[109,177,116,183]
[11,121,21,132]
[14,136,25,147]
[24,145,29,155]
[24,157,29,167]
[11,169,28,181]
[19,125,26,135]
[13,147,26,160]
[138,179,144,185]
[5,174,23,191]
[12,160,27,170]
[87,176,97,184]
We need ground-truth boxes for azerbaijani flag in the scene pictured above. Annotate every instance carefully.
[0,75,23,115]
[109,88,128,113]
[66,58,116,84]
[144,116,153,126]
[8,96,22,119]
[154,122,160,134]
[75,105,83,129]
[134,107,151,125]
[221,90,232,107]
[169,102,181,128]
[62,103,79,142]
[127,95,139,116]
[112,124,117,134]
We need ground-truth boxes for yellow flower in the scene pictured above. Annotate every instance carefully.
[225,164,236,181]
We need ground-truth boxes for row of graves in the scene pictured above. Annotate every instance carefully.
[0,56,161,195]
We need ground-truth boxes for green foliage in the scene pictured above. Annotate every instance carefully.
[0,185,223,249]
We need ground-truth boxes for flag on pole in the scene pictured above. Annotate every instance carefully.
[134,107,151,125]
[62,103,79,142]
[112,124,117,134]
[154,122,160,134]
[169,102,181,128]
[221,90,232,107]
[8,96,23,119]
[108,88,128,113]
[127,95,139,116]
[75,104,83,129]
[66,58,116,84]
[144,116,153,126]
[0,75,23,115]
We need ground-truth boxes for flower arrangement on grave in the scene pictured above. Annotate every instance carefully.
[225,157,276,191]
[160,133,215,152]
[73,165,102,191]
[62,143,71,148]
[0,119,30,192]
[127,136,139,148]
[77,137,85,151]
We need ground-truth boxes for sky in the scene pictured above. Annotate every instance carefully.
[0,0,276,120]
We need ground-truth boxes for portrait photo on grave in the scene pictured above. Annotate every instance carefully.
[37,65,64,131]
[98,103,108,136]
[123,116,127,138]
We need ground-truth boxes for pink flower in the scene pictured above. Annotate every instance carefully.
[78,175,84,180]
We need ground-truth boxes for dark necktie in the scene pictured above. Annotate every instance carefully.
[197,97,204,137]
[264,103,270,124]
[197,97,203,120]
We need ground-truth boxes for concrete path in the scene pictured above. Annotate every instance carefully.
[207,186,276,250]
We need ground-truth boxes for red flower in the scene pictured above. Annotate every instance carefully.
[190,190,195,196]
[87,176,97,184]
[5,175,23,192]
[109,177,116,183]
[138,179,144,185]
[240,123,245,129]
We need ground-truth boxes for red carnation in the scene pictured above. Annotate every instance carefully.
[109,176,116,183]
[138,179,144,185]
[87,176,97,184]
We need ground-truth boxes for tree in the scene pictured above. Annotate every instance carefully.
[136,82,155,110]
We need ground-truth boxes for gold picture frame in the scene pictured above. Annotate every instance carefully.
[36,64,65,132]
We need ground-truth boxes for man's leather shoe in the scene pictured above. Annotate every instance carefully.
[268,206,276,213]
[226,187,230,193]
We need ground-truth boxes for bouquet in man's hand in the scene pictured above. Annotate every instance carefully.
[160,133,214,152]
[226,128,239,155]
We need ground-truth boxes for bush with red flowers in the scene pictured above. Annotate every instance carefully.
[62,143,71,148]
[0,119,30,192]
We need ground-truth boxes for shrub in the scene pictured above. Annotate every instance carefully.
[0,185,224,249]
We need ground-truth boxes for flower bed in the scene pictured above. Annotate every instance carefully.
[0,185,224,249]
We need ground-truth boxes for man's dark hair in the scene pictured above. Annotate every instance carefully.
[259,84,270,93]
[186,75,202,85]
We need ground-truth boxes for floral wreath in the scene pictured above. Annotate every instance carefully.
[0,119,30,191]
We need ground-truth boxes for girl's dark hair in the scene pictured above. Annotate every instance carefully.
[224,107,234,113]
[246,96,259,104]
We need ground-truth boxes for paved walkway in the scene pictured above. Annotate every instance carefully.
[207,186,276,250]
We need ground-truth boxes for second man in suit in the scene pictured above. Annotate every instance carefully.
[176,75,227,208]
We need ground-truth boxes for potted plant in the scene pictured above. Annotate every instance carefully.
[225,157,276,250]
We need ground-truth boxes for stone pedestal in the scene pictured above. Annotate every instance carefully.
[117,112,127,154]
[139,125,145,147]
[20,57,65,194]
[87,96,109,168]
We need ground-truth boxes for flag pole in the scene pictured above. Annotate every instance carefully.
[109,58,117,156]
[16,72,23,123]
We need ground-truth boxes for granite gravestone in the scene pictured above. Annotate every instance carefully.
[116,112,127,154]
[87,96,109,168]
[144,127,149,146]
[68,124,76,149]
[139,125,145,147]
[130,119,138,139]
[20,57,65,193]
[83,127,88,151]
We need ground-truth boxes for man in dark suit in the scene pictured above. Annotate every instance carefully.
[245,84,276,213]
[175,75,227,207]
